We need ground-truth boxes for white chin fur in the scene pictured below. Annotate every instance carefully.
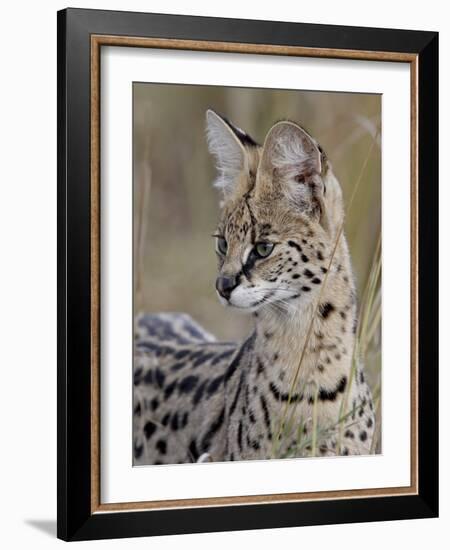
[229,286,295,312]
[216,288,258,311]
[217,286,301,312]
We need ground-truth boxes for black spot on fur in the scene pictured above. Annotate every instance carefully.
[143,370,153,384]
[144,421,156,439]
[256,357,265,377]
[260,395,272,440]
[162,412,171,426]
[292,273,300,279]
[150,397,159,411]
[269,381,302,403]
[229,372,244,417]
[134,368,143,386]
[201,407,225,452]
[359,430,368,442]
[301,254,309,263]
[188,350,203,363]
[207,374,224,395]
[174,349,190,360]
[179,375,199,394]
[211,348,235,365]
[288,240,302,252]
[193,352,215,368]
[134,442,143,459]
[192,379,208,406]
[337,376,347,392]
[155,368,165,389]
[164,380,177,399]
[170,362,186,372]
[181,411,189,428]
[171,412,179,431]
[304,269,314,278]
[316,376,347,402]
[301,286,311,292]
[156,439,167,455]
[182,322,207,340]
[237,421,243,451]
[319,302,335,319]
[312,277,321,284]
[344,429,354,439]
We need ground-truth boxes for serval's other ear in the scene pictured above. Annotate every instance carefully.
[257,121,342,232]
[206,110,256,198]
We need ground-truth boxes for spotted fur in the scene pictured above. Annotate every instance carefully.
[133,110,376,465]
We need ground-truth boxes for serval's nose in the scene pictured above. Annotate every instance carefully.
[216,275,239,300]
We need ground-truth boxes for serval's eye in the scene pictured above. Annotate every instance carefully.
[254,242,274,258]
[215,236,228,255]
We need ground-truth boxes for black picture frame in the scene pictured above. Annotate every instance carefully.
[57,7,438,541]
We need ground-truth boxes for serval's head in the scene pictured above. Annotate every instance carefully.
[206,109,345,314]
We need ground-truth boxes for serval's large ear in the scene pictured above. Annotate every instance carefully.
[257,121,342,233]
[206,110,256,198]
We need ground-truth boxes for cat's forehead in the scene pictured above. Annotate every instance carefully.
[219,190,315,246]
[222,198,253,240]
[220,194,282,241]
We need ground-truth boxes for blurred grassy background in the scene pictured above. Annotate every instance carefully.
[133,83,381,393]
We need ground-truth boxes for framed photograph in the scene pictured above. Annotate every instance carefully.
[57,8,438,541]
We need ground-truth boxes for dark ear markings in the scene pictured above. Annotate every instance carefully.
[209,109,259,148]
[259,120,322,187]
[317,143,329,179]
